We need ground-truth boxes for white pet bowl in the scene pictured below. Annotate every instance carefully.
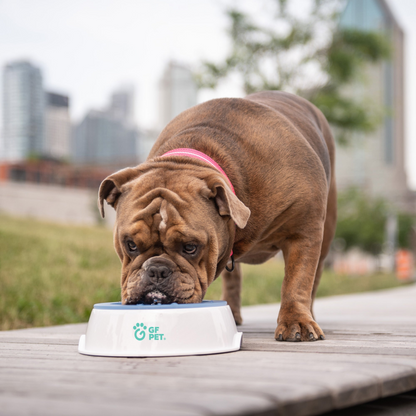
[78,300,243,357]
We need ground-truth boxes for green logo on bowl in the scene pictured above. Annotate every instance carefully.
[133,323,147,341]
[133,323,165,341]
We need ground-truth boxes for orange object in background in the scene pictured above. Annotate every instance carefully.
[395,249,414,281]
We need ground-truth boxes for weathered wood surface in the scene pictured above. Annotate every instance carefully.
[323,389,416,415]
[0,284,415,416]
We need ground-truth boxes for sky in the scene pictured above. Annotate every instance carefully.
[0,0,415,189]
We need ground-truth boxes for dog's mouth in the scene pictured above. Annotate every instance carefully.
[142,290,171,305]
[135,289,196,305]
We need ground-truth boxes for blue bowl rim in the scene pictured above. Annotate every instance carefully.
[93,300,227,310]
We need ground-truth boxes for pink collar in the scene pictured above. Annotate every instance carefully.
[160,148,235,194]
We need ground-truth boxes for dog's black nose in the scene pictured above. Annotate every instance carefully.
[147,265,172,283]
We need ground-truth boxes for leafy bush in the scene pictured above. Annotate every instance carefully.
[335,188,415,254]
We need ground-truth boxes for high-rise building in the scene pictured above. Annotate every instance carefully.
[72,88,139,166]
[2,60,44,161]
[44,92,71,160]
[108,86,135,126]
[336,0,413,211]
[158,61,197,129]
[72,110,138,166]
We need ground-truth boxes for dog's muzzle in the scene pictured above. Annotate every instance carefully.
[139,257,178,304]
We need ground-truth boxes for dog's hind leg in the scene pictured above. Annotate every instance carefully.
[311,259,325,320]
[311,179,337,318]
[221,262,243,325]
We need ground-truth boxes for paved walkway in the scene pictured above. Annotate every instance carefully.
[1,284,415,416]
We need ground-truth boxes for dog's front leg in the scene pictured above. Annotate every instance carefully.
[276,234,325,341]
[221,263,243,325]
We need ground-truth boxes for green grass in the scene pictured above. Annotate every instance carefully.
[0,215,409,330]
[0,215,121,330]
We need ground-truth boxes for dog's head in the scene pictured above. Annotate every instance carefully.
[99,161,250,304]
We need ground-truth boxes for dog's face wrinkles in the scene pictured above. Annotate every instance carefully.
[159,202,168,233]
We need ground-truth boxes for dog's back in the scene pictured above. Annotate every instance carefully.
[245,91,335,184]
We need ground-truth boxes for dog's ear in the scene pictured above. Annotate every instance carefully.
[98,167,140,218]
[204,176,250,229]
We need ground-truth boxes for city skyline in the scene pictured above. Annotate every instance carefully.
[0,0,416,188]
[0,58,198,166]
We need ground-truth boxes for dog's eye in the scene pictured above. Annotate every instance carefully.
[183,244,197,255]
[126,240,138,252]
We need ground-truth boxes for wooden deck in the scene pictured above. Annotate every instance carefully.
[1,284,415,416]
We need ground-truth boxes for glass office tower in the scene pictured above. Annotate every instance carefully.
[336,0,411,210]
[2,61,45,161]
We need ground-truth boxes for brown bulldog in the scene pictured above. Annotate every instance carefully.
[99,91,337,342]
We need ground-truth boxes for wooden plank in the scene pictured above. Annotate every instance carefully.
[323,389,416,415]
[0,394,206,416]
[0,367,333,415]
[241,338,416,356]
[0,370,278,416]
[0,323,88,337]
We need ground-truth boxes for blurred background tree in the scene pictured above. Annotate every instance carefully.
[335,188,416,255]
[196,0,391,144]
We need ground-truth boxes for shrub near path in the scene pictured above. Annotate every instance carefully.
[0,215,407,330]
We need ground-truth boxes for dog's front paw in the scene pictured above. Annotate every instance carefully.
[232,310,243,326]
[275,308,325,342]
